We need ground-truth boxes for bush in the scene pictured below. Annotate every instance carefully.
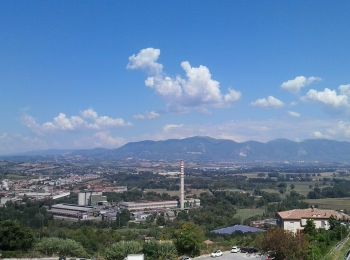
[105,241,142,260]
[35,237,87,257]
[143,241,177,260]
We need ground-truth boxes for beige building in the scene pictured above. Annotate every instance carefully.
[119,200,178,212]
[277,208,350,233]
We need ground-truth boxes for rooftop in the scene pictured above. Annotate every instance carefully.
[211,225,265,235]
[277,208,350,220]
[51,204,94,212]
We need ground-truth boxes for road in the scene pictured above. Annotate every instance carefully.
[194,251,265,260]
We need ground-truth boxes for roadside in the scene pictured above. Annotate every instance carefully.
[193,251,264,260]
[324,233,350,260]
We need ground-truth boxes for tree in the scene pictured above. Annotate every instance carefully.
[328,215,340,230]
[116,210,130,228]
[174,222,205,257]
[303,219,316,237]
[0,220,34,251]
[35,237,87,257]
[290,184,295,190]
[104,241,142,260]
[260,229,309,260]
[143,241,177,260]
[156,213,166,226]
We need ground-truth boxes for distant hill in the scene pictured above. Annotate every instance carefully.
[3,136,350,163]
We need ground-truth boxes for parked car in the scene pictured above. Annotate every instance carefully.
[240,247,258,254]
[211,250,223,257]
[231,246,240,253]
[181,256,192,260]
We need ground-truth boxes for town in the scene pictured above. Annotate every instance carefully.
[1,159,350,259]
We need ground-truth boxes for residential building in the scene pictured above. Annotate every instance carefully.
[277,207,350,233]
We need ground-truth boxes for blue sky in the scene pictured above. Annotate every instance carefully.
[1,1,350,154]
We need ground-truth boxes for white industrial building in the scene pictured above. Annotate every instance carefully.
[78,191,107,206]
[48,203,100,221]
[119,200,178,212]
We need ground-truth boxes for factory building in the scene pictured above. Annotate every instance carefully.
[48,203,100,221]
[78,191,107,206]
[119,200,178,212]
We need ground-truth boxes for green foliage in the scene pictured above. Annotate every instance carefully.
[156,213,166,226]
[307,180,350,199]
[0,220,34,251]
[174,222,205,257]
[304,219,316,237]
[116,209,131,228]
[143,241,177,260]
[0,200,50,228]
[183,192,241,230]
[104,241,142,260]
[35,237,87,257]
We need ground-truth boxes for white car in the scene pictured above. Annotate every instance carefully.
[211,250,223,257]
[231,246,240,253]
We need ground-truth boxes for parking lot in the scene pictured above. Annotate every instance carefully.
[194,251,266,260]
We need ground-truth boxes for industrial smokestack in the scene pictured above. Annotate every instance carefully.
[180,161,185,210]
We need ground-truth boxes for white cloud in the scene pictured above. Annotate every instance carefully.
[128,48,241,109]
[338,84,350,96]
[303,88,349,108]
[127,48,163,74]
[163,124,184,132]
[312,131,330,139]
[133,111,160,120]
[23,108,130,134]
[94,131,125,148]
[281,76,321,93]
[224,89,241,103]
[251,96,284,108]
[288,111,301,118]
[0,133,48,155]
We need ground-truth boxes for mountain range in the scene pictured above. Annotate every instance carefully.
[3,136,350,163]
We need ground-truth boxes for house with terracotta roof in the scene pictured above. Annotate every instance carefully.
[276,207,350,233]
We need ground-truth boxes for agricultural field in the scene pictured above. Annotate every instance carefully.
[304,198,350,211]
[234,208,265,223]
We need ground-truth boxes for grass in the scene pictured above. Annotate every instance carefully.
[324,234,350,260]
[304,197,350,211]
[234,208,265,223]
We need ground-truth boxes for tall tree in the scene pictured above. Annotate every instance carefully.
[174,222,205,257]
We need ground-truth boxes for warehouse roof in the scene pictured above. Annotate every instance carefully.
[211,225,265,235]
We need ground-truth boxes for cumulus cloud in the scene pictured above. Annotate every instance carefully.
[127,48,241,109]
[94,131,125,148]
[303,88,349,108]
[22,108,130,134]
[133,111,160,120]
[281,76,321,93]
[251,96,284,108]
[288,111,301,118]
[127,48,163,74]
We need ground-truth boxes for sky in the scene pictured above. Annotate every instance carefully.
[1,1,350,154]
